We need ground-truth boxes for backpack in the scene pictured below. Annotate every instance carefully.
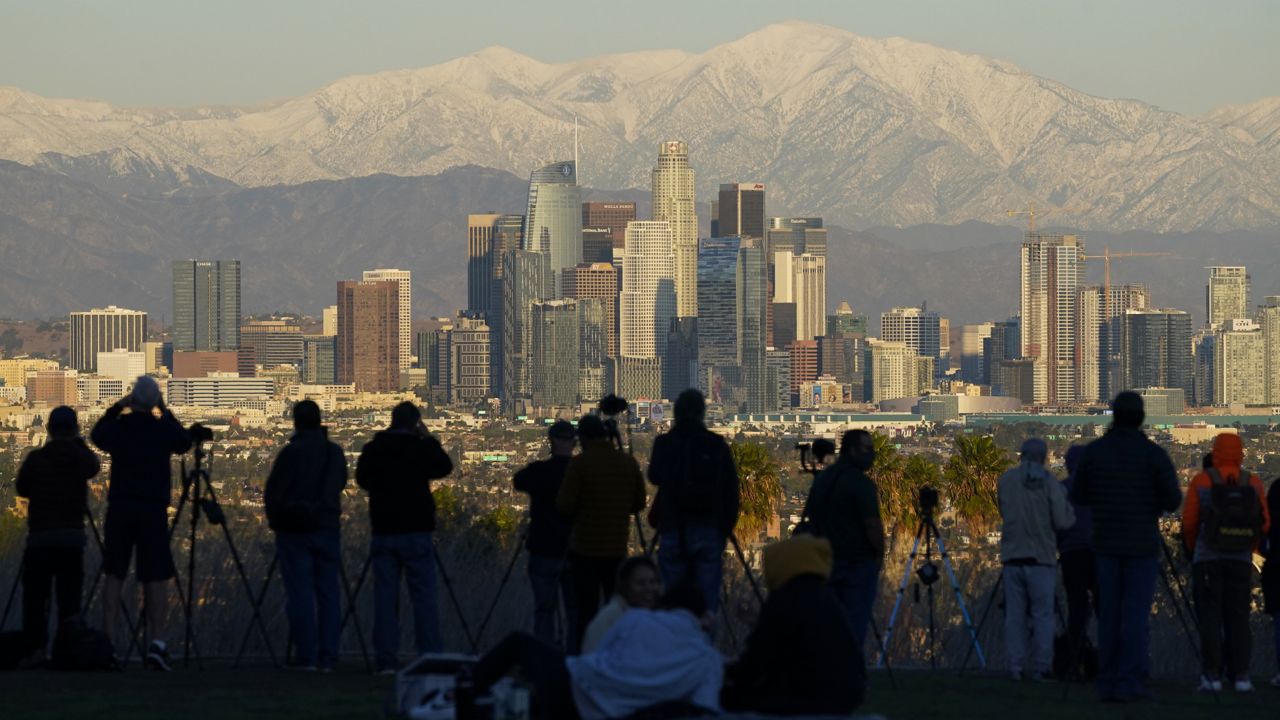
[676,432,727,518]
[49,618,116,672]
[1202,467,1264,554]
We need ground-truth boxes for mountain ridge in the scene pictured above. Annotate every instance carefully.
[1,22,1278,232]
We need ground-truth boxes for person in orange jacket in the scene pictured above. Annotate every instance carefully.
[1181,433,1270,693]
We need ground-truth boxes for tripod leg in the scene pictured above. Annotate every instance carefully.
[475,528,528,647]
[216,520,279,668]
[933,529,986,670]
[339,553,372,636]
[868,618,897,691]
[338,557,373,673]
[432,539,479,654]
[633,513,653,557]
[1,554,23,632]
[959,572,1002,677]
[877,523,924,669]
[728,534,765,606]
[235,552,278,668]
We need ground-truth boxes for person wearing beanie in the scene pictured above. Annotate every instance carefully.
[997,437,1075,681]
[1180,433,1269,693]
[722,535,864,716]
[356,401,453,673]
[646,388,740,623]
[14,406,100,663]
[1070,391,1182,702]
[1058,444,1098,678]
[512,420,579,649]
[264,400,348,671]
[557,413,646,650]
[90,378,192,670]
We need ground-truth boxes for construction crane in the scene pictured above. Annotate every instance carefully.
[1081,248,1175,319]
[1005,203,1087,233]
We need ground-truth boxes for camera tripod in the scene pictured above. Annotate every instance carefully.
[879,495,986,671]
[122,431,278,668]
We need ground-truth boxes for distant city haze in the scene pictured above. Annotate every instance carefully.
[0,1,1275,114]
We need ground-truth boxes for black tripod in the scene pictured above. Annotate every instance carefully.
[879,490,985,671]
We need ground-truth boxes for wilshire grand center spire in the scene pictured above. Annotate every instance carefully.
[651,141,697,317]
[524,160,582,298]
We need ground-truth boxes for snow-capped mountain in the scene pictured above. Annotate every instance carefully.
[1,21,1277,232]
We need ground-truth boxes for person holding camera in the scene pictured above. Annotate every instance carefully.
[512,420,578,650]
[356,401,453,673]
[997,438,1075,682]
[556,414,646,650]
[264,400,348,671]
[14,406,100,665]
[799,429,884,651]
[1070,392,1181,703]
[647,389,740,620]
[90,376,192,670]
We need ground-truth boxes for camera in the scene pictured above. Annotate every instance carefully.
[598,394,628,417]
[189,422,214,443]
[918,486,940,517]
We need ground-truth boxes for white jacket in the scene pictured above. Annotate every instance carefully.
[998,461,1076,565]
[566,608,723,719]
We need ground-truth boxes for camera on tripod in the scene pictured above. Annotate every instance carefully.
[796,439,836,475]
[598,394,629,449]
[918,485,940,520]
[188,422,214,444]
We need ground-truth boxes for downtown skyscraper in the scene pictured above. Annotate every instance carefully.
[524,161,582,297]
[69,306,148,373]
[619,221,676,360]
[362,268,412,368]
[1121,308,1193,402]
[651,141,698,317]
[695,236,768,411]
[1077,284,1149,403]
[172,260,240,352]
[1020,233,1084,405]
[717,183,765,239]
[336,279,400,392]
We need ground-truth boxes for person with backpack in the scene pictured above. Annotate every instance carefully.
[556,414,646,650]
[13,406,100,665]
[1071,392,1183,703]
[264,400,348,671]
[512,420,578,649]
[998,438,1076,681]
[1180,433,1270,693]
[356,401,454,674]
[646,389,740,619]
[799,429,884,651]
[90,377,192,670]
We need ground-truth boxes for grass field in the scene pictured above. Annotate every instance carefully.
[0,664,1273,719]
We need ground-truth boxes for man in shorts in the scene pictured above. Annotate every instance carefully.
[91,376,192,670]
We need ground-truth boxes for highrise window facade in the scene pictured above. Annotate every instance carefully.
[1206,266,1250,328]
[1020,234,1084,405]
[69,306,148,372]
[880,306,942,361]
[717,183,765,239]
[619,221,675,359]
[531,300,580,408]
[362,269,412,368]
[1121,308,1192,403]
[172,260,241,352]
[525,161,582,297]
[581,202,636,251]
[651,141,698,317]
[335,279,400,393]
[501,249,551,413]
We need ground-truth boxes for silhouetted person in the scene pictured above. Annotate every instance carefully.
[556,414,645,649]
[647,389,740,619]
[998,438,1074,681]
[1071,392,1181,702]
[1264,477,1280,687]
[1057,444,1097,676]
[512,420,578,649]
[722,534,864,716]
[356,401,453,673]
[264,400,347,671]
[800,429,884,650]
[1181,433,1268,692]
[91,376,191,670]
[14,406,99,663]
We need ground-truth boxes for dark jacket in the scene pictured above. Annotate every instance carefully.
[557,439,646,557]
[356,428,453,535]
[264,428,347,533]
[802,457,882,563]
[512,454,573,558]
[1057,473,1094,554]
[15,437,100,532]
[722,574,864,716]
[1069,426,1182,557]
[90,405,192,506]
[1263,479,1280,614]
[647,425,740,540]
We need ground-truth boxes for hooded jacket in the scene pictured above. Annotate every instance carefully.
[566,608,723,720]
[1181,433,1269,563]
[356,428,453,535]
[724,535,864,716]
[998,461,1076,565]
[1070,426,1182,557]
[15,436,100,533]
[556,439,646,557]
[91,404,192,506]
[264,427,347,532]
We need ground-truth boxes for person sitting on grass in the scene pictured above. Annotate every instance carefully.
[580,555,662,654]
[471,582,722,720]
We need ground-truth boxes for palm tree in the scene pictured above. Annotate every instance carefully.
[942,434,1012,530]
[869,433,913,534]
[731,442,784,539]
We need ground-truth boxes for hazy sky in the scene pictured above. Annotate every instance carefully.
[1,0,1275,114]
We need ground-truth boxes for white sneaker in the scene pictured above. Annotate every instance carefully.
[1233,679,1254,693]
[1196,676,1222,693]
